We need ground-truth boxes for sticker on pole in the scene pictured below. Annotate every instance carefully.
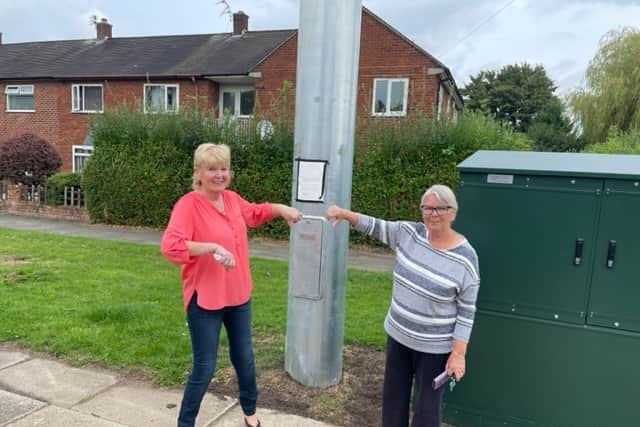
[295,159,328,202]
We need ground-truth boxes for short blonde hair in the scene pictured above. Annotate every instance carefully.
[421,184,458,211]
[192,143,231,190]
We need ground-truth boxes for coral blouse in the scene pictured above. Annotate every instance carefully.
[160,190,273,311]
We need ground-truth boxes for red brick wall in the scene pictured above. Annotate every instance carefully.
[253,33,298,121]
[0,79,219,171]
[0,203,89,221]
[357,12,441,118]
[254,10,444,122]
[0,179,88,221]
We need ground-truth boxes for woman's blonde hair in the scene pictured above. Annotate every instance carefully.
[421,184,458,211]
[192,143,231,190]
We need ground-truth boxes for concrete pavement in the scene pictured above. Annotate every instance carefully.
[0,345,336,427]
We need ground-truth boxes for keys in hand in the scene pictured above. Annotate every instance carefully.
[213,251,235,269]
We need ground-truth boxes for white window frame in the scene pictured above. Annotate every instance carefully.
[71,84,104,113]
[72,145,94,172]
[219,86,255,118]
[5,84,35,112]
[371,78,409,117]
[143,84,179,113]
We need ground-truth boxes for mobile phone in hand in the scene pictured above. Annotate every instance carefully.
[432,370,451,390]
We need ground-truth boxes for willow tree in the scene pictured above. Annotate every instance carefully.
[569,27,640,145]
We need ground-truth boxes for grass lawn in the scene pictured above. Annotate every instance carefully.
[0,227,391,385]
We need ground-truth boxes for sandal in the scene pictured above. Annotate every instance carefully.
[244,417,261,427]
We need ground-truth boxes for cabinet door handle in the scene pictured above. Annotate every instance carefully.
[574,238,584,265]
[607,240,617,268]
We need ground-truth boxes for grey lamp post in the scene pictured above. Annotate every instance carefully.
[284,0,363,387]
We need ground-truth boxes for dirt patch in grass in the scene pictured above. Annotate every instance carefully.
[1,271,27,282]
[0,256,31,265]
[0,257,32,283]
[209,344,385,426]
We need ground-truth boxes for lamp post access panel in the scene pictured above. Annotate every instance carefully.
[444,150,640,427]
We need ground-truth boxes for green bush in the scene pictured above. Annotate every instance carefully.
[83,106,292,228]
[583,127,640,154]
[45,172,82,206]
[84,107,213,226]
[349,111,531,244]
[527,122,583,152]
[82,106,530,242]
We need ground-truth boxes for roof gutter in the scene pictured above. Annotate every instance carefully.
[428,67,463,108]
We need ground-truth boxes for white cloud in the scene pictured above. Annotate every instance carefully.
[1,0,638,95]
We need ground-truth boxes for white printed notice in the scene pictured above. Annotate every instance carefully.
[296,160,327,202]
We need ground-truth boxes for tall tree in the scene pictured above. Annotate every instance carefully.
[462,63,558,133]
[569,27,640,145]
[527,97,583,152]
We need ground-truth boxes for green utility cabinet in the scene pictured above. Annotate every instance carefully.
[444,150,640,427]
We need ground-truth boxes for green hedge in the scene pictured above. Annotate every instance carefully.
[349,111,531,244]
[45,172,82,206]
[83,107,530,241]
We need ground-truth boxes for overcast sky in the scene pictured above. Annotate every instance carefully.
[1,0,639,95]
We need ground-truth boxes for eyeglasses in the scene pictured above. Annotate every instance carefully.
[420,205,452,215]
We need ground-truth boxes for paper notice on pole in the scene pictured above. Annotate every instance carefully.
[296,160,327,202]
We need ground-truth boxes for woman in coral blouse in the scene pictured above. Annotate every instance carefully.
[161,143,302,427]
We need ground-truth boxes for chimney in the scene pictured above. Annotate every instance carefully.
[233,11,248,35]
[96,18,112,40]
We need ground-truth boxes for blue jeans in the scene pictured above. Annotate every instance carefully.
[177,294,257,427]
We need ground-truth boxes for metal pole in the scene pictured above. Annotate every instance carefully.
[285,0,362,387]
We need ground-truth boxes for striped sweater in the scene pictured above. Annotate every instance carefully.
[355,214,480,354]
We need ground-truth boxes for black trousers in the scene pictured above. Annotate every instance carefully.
[382,336,449,427]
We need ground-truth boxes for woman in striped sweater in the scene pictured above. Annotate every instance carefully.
[326,184,480,427]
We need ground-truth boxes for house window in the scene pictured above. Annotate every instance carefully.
[220,86,255,117]
[72,145,94,172]
[72,84,103,113]
[5,85,34,112]
[144,84,178,113]
[372,78,408,117]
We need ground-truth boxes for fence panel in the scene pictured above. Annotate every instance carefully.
[19,184,45,205]
[0,181,7,202]
[63,186,84,208]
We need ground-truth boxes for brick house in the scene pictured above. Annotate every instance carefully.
[0,8,462,172]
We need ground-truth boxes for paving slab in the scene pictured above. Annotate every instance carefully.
[5,406,127,427]
[0,390,47,427]
[0,352,29,371]
[0,359,118,408]
[213,406,340,427]
[75,383,236,427]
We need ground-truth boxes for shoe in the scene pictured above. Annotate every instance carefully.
[244,417,261,427]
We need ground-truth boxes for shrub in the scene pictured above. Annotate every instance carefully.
[45,172,82,206]
[349,111,531,244]
[82,105,531,243]
[527,122,584,152]
[82,106,261,226]
[583,127,640,154]
[0,133,62,185]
